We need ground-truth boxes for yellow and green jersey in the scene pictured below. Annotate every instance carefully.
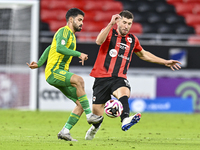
[37,26,81,80]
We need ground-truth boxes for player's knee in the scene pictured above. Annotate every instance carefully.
[76,76,85,88]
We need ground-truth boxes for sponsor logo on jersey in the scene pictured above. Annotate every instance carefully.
[59,71,66,75]
[127,37,132,43]
[116,43,129,50]
[61,39,65,45]
[109,49,118,57]
[118,54,130,60]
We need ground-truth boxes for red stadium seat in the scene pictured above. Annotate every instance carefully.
[45,1,67,10]
[40,1,49,10]
[41,0,85,10]
[129,23,143,34]
[167,0,200,5]
[77,36,96,42]
[193,4,200,14]
[77,35,97,43]
[65,1,85,10]
[48,20,66,32]
[103,1,123,11]
[40,9,58,22]
[184,0,200,3]
[83,1,104,11]
[184,14,200,27]
[166,0,183,5]
[174,3,194,16]
[193,25,200,35]
[83,1,122,11]
[82,21,105,32]
[94,11,119,22]
[83,0,115,1]
[57,10,68,21]
[84,11,95,22]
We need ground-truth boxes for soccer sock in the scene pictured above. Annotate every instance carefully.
[78,94,92,115]
[119,96,130,122]
[64,113,80,130]
[93,118,103,129]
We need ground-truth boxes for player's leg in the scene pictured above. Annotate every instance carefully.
[113,87,130,122]
[47,69,103,124]
[85,78,111,140]
[46,75,78,141]
[57,98,83,141]
[57,86,105,141]
[70,74,103,124]
[112,78,141,131]
[85,104,104,140]
[56,84,102,141]
[46,70,101,141]
[92,104,105,129]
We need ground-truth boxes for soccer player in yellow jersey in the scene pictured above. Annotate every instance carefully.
[27,8,103,141]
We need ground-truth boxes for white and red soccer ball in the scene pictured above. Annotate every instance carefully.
[104,99,123,118]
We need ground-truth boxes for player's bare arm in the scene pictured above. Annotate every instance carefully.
[135,49,181,71]
[79,53,88,66]
[96,14,121,45]
[26,61,38,69]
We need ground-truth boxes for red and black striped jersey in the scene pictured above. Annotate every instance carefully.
[90,28,143,79]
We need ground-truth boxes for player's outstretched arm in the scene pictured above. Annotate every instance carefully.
[135,49,181,71]
[26,61,38,69]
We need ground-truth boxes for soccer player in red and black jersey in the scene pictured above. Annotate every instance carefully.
[85,10,181,140]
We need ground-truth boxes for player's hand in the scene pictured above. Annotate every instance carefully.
[79,53,88,66]
[26,61,38,69]
[164,60,182,71]
[109,14,121,25]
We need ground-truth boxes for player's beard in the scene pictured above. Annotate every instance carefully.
[118,27,128,36]
[73,21,82,32]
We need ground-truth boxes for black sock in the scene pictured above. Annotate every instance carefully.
[93,119,103,128]
[119,96,130,122]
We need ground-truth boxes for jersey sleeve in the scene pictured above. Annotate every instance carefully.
[134,36,143,53]
[37,45,51,67]
[55,29,81,57]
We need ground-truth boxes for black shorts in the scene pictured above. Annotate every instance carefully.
[92,77,131,104]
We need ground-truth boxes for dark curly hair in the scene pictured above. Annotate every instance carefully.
[119,10,133,19]
[66,8,84,22]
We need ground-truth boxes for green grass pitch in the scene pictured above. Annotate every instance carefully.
[0,109,200,150]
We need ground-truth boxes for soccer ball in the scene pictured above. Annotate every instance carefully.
[104,99,123,118]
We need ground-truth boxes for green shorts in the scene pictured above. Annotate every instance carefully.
[46,69,78,102]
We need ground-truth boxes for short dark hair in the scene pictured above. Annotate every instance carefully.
[119,10,133,19]
[66,8,84,22]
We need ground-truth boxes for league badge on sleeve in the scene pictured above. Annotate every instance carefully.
[61,39,66,45]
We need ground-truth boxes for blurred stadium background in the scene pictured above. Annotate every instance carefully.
[0,0,200,114]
